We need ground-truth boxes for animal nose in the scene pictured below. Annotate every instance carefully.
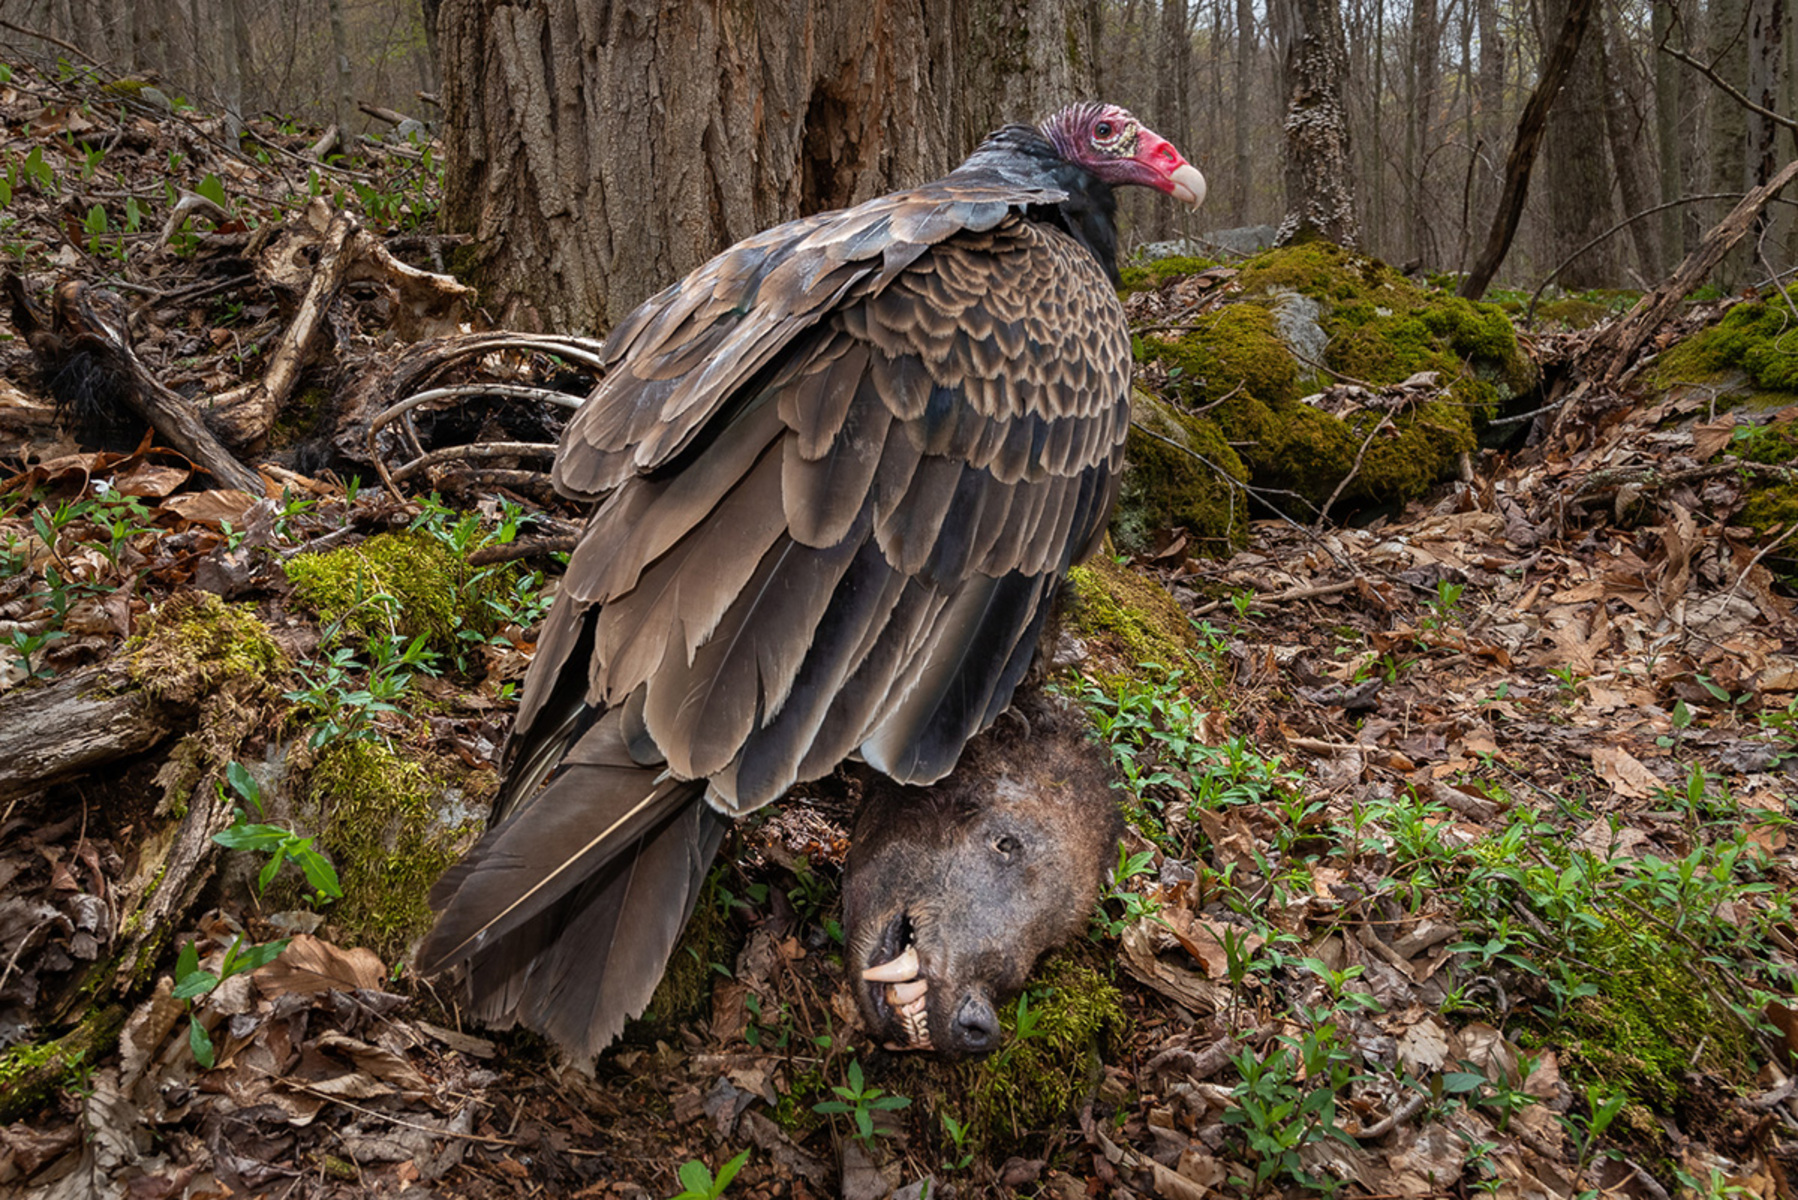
[951,994,1000,1055]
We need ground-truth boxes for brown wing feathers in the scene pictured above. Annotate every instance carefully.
[420,177,1134,1055]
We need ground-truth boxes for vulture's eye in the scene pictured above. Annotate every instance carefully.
[1094,121,1114,139]
[993,834,1021,857]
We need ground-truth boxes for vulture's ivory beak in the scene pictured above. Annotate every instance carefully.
[1168,163,1207,208]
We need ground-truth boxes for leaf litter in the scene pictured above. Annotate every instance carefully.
[0,60,1792,1200]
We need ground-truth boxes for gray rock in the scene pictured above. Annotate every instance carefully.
[1138,225,1279,260]
[1268,288,1327,368]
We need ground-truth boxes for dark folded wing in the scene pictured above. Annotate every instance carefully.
[513,183,1131,819]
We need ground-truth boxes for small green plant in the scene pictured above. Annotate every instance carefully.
[667,1149,751,1200]
[173,933,290,1068]
[1090,842,1161,938]
[211,762,343,903]
[1419,579,1465,631]
[813,1059,911,1146]
[939,1111,976,1171]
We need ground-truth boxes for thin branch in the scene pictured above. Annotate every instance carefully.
[1315,415,1391,529]
[1525,193,1798,324]
[1659,42,1798,133]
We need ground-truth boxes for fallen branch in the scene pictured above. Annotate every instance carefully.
[4,275,265,495]
[1588,159,1798,382]
[0,663,177,802]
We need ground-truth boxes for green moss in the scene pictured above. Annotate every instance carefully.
[1138,303,1301,407]
[1125,244,1526,523]
[285,530,499,655]
[1653,300,1798,398]
[1119,254,1222,295]
[1534,298,1613,329]
[0,1007,125,1122]
[123,592,286,706]
[964,953,1126,1143]
[1115,390,1249,554]
[1552,918,1752,1108]
[301,740,481,957]
[1064,555,1199,674]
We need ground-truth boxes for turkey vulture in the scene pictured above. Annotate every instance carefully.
[418,102,1205,1061]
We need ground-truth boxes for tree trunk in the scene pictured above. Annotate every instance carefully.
[1459,0,1597,298]
[1653,0,1684,261]
[1406,0,1440,262]
[1601,1,1663,281]
[1234,0,1255,224]
[1713,0,1752,287]
[438,0,1099,334]
[328,0,355,141]
[1272,0,1360,246]
[1152,0,1192,241]
[1749,0,1787,251]
[1545,0,1616,288]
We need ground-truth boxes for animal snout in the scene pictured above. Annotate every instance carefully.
[949,993,1000,1055]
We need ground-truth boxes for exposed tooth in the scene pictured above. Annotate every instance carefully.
[886,979,928,1004]
[899,995,927,1016]
[861,944,920,982]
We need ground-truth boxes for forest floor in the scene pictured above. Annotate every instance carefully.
[0,61,1795,1200]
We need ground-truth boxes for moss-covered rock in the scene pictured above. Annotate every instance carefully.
[1122,244,1530,531]
[1064,553,1199,677]
[301,739,484,957]
[1653,299,1798,396]
[284,530,502,656]
[1116,390,1249,555]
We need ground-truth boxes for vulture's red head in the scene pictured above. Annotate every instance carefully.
[1041,103,1207,207]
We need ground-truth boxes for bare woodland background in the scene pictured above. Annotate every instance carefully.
[5,0,1796,318]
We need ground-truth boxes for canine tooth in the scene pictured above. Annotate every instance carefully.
[861,944,920,982]
[887,979,928,1004]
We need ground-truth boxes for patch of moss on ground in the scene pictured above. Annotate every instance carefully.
[1546,918,1753,1110]
[1119,254,1222,295]
[285,530,503,656]
[1532,298,1614,329]
[1654,300,1798,395]
[123,592,286,706]
[1116,390,1248,555]
[963,952,1126,1144]
[1064,555,1199,675]
[301,739,483,957]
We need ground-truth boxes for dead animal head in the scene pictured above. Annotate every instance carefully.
[843,696,1123,1057]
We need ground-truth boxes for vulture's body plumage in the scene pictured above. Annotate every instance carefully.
[418,104,1204,1061]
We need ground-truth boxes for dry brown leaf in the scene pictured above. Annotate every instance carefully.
[1590,745,1662,800]
[160,488,259,527]
[255,933,386,997]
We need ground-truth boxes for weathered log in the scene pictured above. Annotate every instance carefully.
[0,664,178,802]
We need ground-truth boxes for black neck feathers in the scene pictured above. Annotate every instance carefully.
[954,124,1123,286]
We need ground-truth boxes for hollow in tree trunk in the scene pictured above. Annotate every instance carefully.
[437,0,1100,334]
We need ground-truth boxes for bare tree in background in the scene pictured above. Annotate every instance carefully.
[1546,0,1617,287]
[1271,0,1360,246]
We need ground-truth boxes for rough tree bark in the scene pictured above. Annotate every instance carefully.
[438,0,1099,334]
[1234,0,1255,225]
[1546,0,1618,287]
[1458,0,1597,299]
[1405,0,1439,262]
[1654,0,1685,262]
[1601,3,1663,281]
[1271,0,1360,247]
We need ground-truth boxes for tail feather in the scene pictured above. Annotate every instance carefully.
[466,792,726,1060]
[419,707,719,1059]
